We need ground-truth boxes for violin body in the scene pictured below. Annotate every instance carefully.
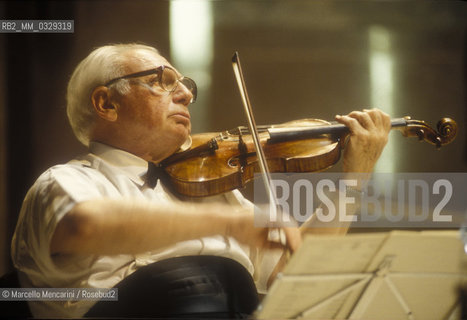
[164,119,340,197]
[161,117,457,197]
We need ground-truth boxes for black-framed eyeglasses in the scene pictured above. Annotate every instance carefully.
[104,65,197,103]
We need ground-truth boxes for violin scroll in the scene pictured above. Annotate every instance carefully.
[398,117,457,148]
[437,118,458,142]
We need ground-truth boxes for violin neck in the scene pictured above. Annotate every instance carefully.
[268,118,408,142]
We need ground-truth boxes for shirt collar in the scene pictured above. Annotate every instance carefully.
[89,141,148,186]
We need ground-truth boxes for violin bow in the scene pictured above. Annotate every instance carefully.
[231,52,294,248]
[231,52,274,210]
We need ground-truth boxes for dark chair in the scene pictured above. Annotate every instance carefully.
[0,271,32,319]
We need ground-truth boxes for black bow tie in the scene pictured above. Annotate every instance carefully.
[146,162,168,188]
[146,163,182,198]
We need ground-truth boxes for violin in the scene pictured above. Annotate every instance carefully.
[161,116,457,197]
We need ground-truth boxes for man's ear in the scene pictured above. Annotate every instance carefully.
[91,86,118,122]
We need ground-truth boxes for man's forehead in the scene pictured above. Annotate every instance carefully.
[123,49,172,72]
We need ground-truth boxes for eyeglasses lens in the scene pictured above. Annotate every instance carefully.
[180,78,197,102]
[161,68,197,102]
[161,68,178,91]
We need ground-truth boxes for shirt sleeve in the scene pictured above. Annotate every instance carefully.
[11,164,112,284]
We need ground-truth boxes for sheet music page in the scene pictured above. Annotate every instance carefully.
[256,275,366,319]
[284,233,387,275]
[366,230,462,273]
[384,274,462,320]
[301,276,371,319]
[258,230,465,319]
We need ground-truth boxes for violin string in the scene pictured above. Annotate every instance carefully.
[227,125,271,135]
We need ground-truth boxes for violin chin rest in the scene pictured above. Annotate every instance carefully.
[178,136,193,152]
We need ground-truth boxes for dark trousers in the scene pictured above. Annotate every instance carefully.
[85,256,259,319]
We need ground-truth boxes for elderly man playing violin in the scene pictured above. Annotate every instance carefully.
[11,43,391,319]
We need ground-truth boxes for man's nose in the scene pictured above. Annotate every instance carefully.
[172,82,194,106]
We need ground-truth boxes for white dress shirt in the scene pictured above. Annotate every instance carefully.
[11,142,277,318]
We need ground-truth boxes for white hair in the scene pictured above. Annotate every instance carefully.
[66,43,160,146]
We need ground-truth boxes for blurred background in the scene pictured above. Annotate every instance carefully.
[0,0,466,275]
